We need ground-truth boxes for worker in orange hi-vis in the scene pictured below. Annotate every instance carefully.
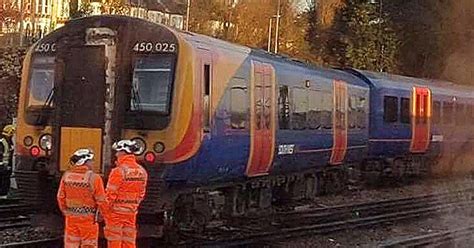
[57,148,108,248]
[105,140,148,248]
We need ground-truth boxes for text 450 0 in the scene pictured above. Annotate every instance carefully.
[133,42,176,53]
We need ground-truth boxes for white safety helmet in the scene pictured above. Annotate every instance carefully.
[112,139,139,154]
[70,148,94,166]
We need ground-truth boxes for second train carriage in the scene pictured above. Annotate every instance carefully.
[14,15,474,233]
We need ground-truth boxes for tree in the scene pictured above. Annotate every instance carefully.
[70,1,93,19]
[343,1,398,72]
[0,1,21,33]
[306,0,399,72]
[102,0,130,15]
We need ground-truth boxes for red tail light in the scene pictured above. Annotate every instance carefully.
[144,152,156,163]
[30,146,41,157]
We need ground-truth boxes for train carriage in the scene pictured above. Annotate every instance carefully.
[349,69,474,177]
[15,15,474,236]
[15,15,371,230]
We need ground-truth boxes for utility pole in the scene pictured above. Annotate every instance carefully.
[19,0,25,46]
[267,18,272,52]
[274,0,281,53]
[185,0,190,31]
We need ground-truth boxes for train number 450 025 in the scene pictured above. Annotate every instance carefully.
[133,42,176,53]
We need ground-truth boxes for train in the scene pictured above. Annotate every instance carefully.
[13,15,474,235]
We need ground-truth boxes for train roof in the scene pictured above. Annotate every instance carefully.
[351,69,474,99]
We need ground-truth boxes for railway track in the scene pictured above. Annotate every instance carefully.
[179,188,474,246]
[380,225,474,247]
[0,237,62,248]
[0,198,33,231]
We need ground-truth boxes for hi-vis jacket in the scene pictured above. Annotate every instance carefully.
[57,165,108,217]
[106,155,148,214]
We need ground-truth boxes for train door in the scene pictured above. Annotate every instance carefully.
[246,61,276,177]
[56,28,116,173]
[410,87,431,153]
[330,80,348,165]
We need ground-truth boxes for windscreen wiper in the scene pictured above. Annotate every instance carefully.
[35,87,55,125]
[131,86,145,128]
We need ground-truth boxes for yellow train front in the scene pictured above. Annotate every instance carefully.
[14,16,206,208]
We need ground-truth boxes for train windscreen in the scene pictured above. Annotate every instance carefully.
[131,54,175,115]
[27,56,55,108]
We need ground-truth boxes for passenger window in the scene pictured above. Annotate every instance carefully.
[400,97,410,124]
[443,102,454,124]
[308,90,322,130]
[230,86,248,129]
[278,86,290,129]
[291,88,307,130]
[384,96,398,123]
[433,101,441,124]
[203,64,211,131]
[348,96,357,129]
[466,105,474,124]
[455,104,465,126]
[322,92,333,129]
[357,96,367,129]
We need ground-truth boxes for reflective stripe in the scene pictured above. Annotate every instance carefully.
[66,207,97,214]
[123,236,136,242]
[113,199,139,204]
[66,235,82,241]
[112,206,136,213]
[95,196,106,201]
[105,226,123,232]
[107,184,119,191]
[123,227,135,233]
[82,239,98,245]
[105,236,122,241]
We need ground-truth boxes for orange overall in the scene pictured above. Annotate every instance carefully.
[105,155,148,248]
[57,165,108,248]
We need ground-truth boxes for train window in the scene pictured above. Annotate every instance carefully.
[466,105,474,124]
[400,98,410,124]
[203,64,211,131]
[230,86,248,129]
[291,88,308,130]
[131,55,175,114]
[455,103,465,125]
[278,86,290,129]
[433,101,441,124]
[348,96,357,129]
[383,96,398,123]
[356,96,367,129]
[321,92,333,129]
[27,56,55,107]
[307,90,321,130]
[443,102,454,124]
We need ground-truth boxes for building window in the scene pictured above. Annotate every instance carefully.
[400,97,410,124]
[384,96,398,123]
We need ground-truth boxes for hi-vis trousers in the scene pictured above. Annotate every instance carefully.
[105,211,138,248]
[64,216,98,248]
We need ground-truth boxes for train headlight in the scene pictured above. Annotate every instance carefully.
[39,134,52,151]
[30,146,41,157]
[131,137,146,155]
[153,142,165,154]
[23,136,33,147]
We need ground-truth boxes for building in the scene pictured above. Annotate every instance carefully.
[0,0,186,45]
